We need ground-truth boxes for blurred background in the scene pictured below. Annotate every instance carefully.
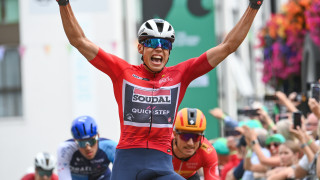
[0,0,319,179]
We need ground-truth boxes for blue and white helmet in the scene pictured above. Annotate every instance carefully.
[71,116,98,139]
[138,19,175,43]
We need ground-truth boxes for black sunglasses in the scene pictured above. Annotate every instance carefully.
[267,142,280,149]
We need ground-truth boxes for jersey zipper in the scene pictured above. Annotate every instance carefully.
[147,73,156,149]
[178,161,183,174]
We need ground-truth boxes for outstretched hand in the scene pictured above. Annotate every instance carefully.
[235,126,245,134]
[289,126,307,143]
[57,0,69,6]
[242,125,257,142]
[209,108,225,120]
[308,98,320,119]
[275,91,288,105]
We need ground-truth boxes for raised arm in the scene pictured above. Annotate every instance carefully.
[244,148,268,173]
[206,0,262,67]
[308,98,320,119]
[242,126,281,167]
[275,91,299,113]
[57,0,99,61]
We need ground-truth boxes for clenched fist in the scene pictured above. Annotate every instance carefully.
[57,0,69,6]
[249,0,263,9]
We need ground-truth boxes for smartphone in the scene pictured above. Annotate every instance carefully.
[237,109,259,116]
[293,111,302,129]
[311,83,320,102]
[264,95,278,101]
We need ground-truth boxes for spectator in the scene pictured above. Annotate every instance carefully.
[266,141,300,180]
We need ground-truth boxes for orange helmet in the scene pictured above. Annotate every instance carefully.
[175,108,206,132]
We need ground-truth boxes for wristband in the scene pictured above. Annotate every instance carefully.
[268,123,275,129]
[300,143,308,149]
[246,149,253,158]
[251,139,259,146]
[307,139,313,146]
[57,0,69,6]
[249,0,263,9]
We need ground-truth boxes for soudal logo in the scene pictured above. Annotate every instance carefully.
[132,88,171,104]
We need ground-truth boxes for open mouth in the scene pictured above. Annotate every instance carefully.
[151,55,162,64]
[184,147,195,151]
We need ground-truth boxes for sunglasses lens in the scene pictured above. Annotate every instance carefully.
[179,133,201,142]
[77,137,97,148]
[143,39,172,50]
[267,142,280,148]
[38,170,52,177]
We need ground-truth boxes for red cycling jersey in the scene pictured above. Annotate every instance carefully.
[90,48,213,155]
[172,138,220,180]
[21,173,59,180]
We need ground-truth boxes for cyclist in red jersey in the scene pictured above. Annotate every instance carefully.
[172,108,219,180]
[21,152,58,180]
[56,0,263,179]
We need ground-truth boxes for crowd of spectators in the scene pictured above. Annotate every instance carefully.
[210,81,320,180]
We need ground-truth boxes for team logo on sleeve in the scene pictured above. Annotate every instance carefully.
[201,143,213,154]
[132,74,150,81]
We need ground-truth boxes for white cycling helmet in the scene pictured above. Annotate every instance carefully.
[138,19,175,43]
[35,152,56,170]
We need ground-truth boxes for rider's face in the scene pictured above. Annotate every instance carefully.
[35,169,53,180]
[138,43,170,73]
[77,135,99,160]
[173,131,201,158]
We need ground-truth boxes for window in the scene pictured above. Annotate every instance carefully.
[1,0,19,24]
[0,47,22,117]
[0,0,21,117]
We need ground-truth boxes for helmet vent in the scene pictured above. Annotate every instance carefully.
[75,127,81,137]
[145,22,152,30]
[83,124,87,135]
[168,25,172,31]
[190,112,195,118]
[156,23,164,33]
[91,124,93,133]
